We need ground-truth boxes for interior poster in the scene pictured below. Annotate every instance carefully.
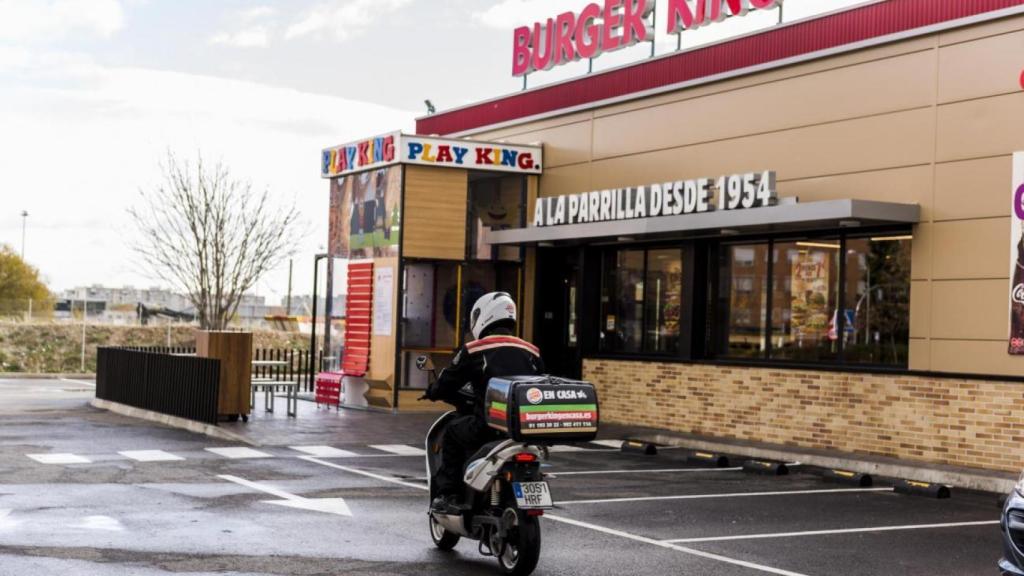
[790,251,831,342]
[328,165,402,259]
[1009,152,1024,355]
[373,267,394,337]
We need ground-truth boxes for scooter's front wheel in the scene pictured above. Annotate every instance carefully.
[429,514,460,550]
[496,509,541,576]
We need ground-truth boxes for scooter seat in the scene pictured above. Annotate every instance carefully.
[465,440,505,472]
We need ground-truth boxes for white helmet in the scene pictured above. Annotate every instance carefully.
[470,292,517,340]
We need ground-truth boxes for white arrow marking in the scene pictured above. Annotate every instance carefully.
[264,498,352,515]
[218,474,352,517]
[75,515,124,531]
[0,509,16,530]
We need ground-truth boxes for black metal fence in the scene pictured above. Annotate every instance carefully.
[121,347,323,392]
[96,347,221,425]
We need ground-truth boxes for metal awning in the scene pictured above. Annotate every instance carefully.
[485,200,920,246]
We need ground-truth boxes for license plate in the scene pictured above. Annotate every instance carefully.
[512,481,553,509]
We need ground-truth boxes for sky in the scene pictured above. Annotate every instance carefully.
[0,0,871,305]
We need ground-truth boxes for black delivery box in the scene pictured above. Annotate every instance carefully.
[485,375,600,443]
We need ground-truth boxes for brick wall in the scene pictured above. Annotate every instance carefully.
[584,359,1024,473]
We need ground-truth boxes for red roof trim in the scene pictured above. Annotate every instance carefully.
[417,0,1024,136]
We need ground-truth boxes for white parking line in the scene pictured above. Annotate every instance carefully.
[205,447,273,459]
[300,456,430,491]
[301,456,807,576]
[369,444,426,456]
[546,513,810,576]
[119,450,184,462]
[290,446,359,458]
[560,487,893,505]
[550,467,743,477]
[27,453,92,465]
[662,520,1001,543]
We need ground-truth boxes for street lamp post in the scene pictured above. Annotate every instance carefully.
[20,210,28,260]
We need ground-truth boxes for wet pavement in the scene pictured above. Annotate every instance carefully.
[0,377,1004,575]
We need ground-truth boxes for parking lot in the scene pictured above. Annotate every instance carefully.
[0,377,1004,575]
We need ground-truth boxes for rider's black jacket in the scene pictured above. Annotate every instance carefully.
[428,327,545,420]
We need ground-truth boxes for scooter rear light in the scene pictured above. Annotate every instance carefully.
[526,510,545,517]
[514,453,537,463]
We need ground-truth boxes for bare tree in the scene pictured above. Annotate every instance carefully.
[129,152,302,330]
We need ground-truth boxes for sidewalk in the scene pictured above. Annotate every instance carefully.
[219,396,440,447]
[612,424,1017,494]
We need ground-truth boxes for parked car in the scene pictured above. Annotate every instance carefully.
[1000,472,1024,575]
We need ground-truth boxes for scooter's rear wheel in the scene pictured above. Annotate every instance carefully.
[429,514,460,550]
[496,509,541,576]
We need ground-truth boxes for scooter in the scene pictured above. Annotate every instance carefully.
[416,356,548,576]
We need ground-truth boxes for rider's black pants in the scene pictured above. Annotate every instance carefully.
[437,415,501,496]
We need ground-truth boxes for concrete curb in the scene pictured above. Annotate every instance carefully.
[2,373,95,380]
[89,399,259,447]
[635,432,1016,494]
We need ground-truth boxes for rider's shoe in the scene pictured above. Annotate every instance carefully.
[431,494,462,515]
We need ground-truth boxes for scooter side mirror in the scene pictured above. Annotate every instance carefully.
[416,355,435,371]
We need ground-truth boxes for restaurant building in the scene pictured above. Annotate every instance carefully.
[323,0,1024,474]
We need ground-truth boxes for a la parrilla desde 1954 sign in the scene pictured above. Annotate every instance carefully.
[513,0,784,77]
[322,133,543,178]
[532,171,777,227]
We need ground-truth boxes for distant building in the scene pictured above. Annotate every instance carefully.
[285,294,346,317]
[59,285,272,325]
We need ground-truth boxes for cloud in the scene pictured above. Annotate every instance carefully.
[285,0,413,42]
[0,51,417,292]
[239,6,276,22]
[210,5,275,49]
[473,0,587,30]
[0,0,124,42]
[211,26,270,48]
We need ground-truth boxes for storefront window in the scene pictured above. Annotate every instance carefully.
[716,244,769,359]
[645,249,684,354]
[843,235,911,366]
[599,248,683,355]
[469,174,524,262]
[711,231,911,367]
[772,240,840,362]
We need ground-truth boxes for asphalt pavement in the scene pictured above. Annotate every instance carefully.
[0,377,1004,575]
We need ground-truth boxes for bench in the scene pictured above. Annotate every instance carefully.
[251,379,298,417]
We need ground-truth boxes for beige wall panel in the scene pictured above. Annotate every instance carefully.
[911,223,932,281]
[537,163,593,198]
[934,156,1013,222]
[931,218,1011,280]
[592,38,935,119]
[938,29,1024,103]
[939,12,1024,46]
[588,109,934,190]
[910,280,931,339]
[930,339,1024,376]
[495,121,592,169]
[908,337,931,371]
[937,92,1024,162]
[593,51,935,160]
[780,165,933,221]
[470,111,593,140]
[402,166,468,260]
[931,279,1011,340]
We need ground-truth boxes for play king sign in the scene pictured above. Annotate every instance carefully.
[322,133,543,178]
[513,0,784,77]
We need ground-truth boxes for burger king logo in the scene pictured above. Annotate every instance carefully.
[525,387,543,405]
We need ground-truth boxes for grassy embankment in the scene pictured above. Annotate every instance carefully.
[0,323,309,373]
